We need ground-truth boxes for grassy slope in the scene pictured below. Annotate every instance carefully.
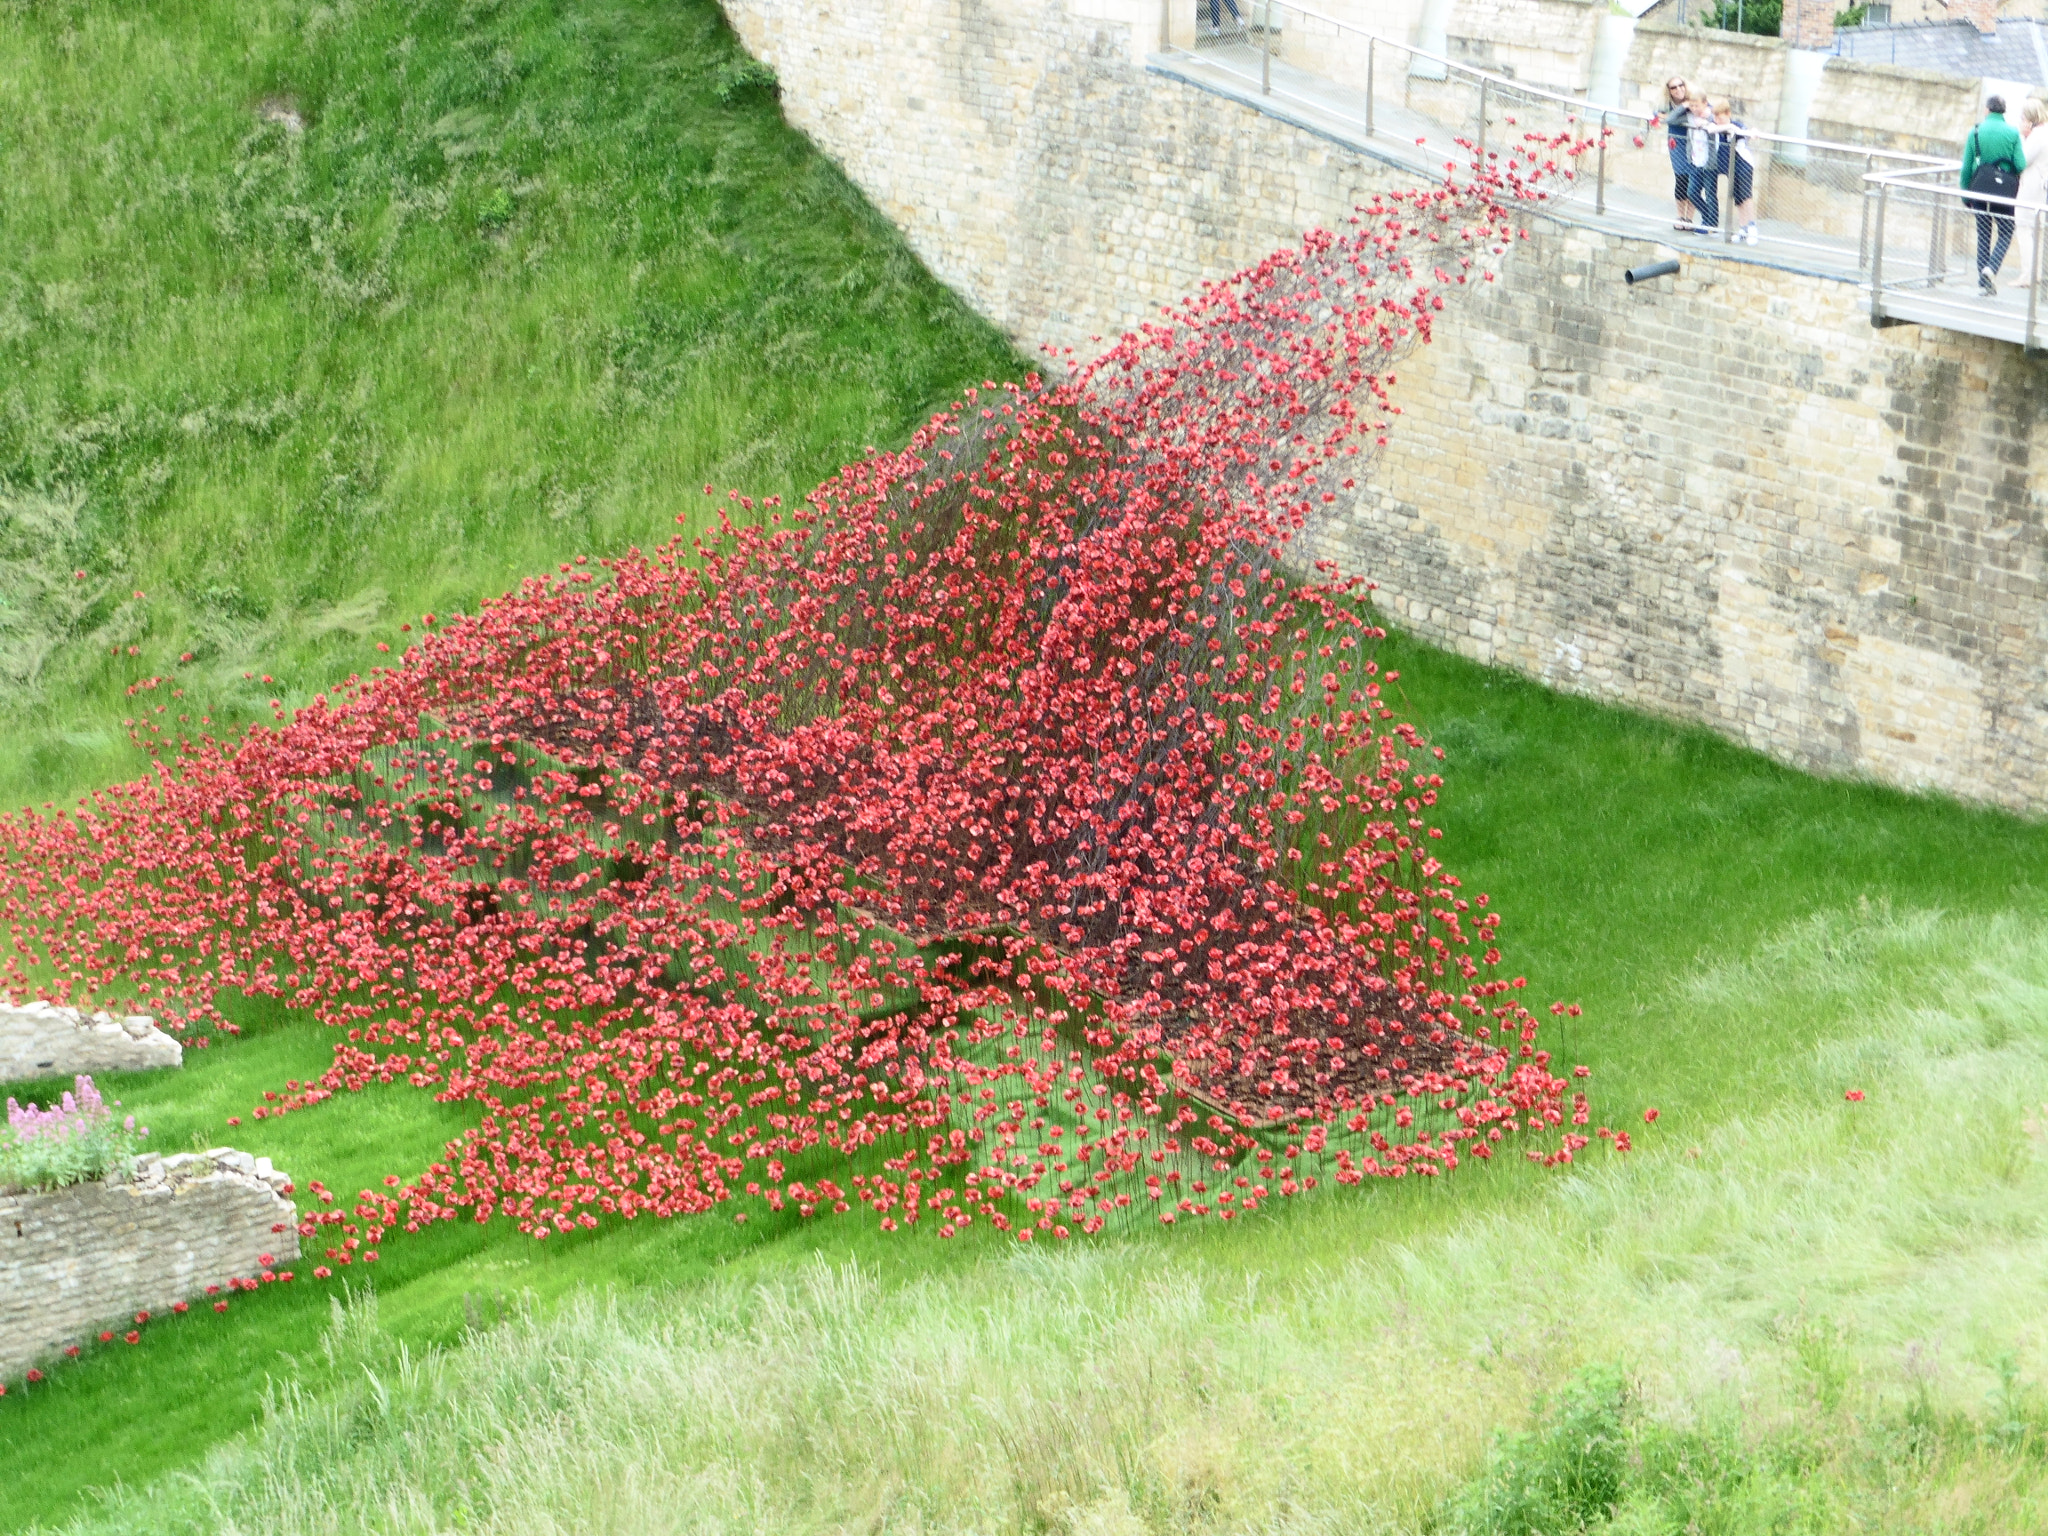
[0,0,1016,803]
[7,634,2047,1531]
[46,890,2048,1534]
[0,0,1025,1516]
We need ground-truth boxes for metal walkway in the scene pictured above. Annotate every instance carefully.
[1148,20,2048,349]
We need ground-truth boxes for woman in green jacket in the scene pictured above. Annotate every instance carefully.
[1963,96,2026,295]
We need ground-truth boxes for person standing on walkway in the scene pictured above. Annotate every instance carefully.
[1205,0,1244,35]
[1686,88,1719,234]
[1664,77,1695,230]
[2009,99,2048,287]
[1712,97,1759,245]
[1962,95,2026,296]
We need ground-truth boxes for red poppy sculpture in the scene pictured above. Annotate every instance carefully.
[0,138,1602,1248]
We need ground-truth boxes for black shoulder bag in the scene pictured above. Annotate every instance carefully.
[1967,127,2021,213]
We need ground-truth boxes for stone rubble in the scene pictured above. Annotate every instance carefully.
[0,999,182,1085]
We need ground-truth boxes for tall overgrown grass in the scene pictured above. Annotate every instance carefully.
[42,905,2048,1534]
[0,0,1016,802]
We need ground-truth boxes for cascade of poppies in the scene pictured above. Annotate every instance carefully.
[0,133,1607,1247]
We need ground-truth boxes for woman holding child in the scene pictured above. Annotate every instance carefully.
[1674,88,1758,242]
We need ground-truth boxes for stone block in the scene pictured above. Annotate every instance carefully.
[1,1001,182,1085]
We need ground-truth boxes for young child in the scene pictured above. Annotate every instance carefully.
[1685,89,1719,233]
[1712,98,1759,245]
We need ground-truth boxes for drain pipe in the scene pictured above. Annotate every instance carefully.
[1411,0,1452,80]
[1774,49,1828,167]
[1587,11,1635,109]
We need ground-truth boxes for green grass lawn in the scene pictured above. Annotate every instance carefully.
[5,0,2047,1530]
[0,0,1017,804]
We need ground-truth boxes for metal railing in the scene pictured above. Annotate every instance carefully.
[1162,0,1952,280]
[1865,162,2048,347]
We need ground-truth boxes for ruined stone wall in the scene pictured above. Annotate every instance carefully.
[1,1000,181,1085]
[722,0,2048,811]
[1,1150,299,1382]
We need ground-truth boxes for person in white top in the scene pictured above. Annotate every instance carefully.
[2011,99,2048,288]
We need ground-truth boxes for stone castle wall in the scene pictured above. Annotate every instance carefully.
[722,0,2047,811]
[1,1000,181,1085]
[1334,231,2047,802]
[1,1150,299,1382]
[1446,0,1599,91]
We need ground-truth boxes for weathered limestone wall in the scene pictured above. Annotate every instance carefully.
[740,0,1409,359]
[1618,21,1786,121]
[1329,233,2047,803]
[723,0,2048,811]
[1447,0,1599,91]
[1808,60,1979,157]
[1,1000,181,1085]
[1,1150,298,1381]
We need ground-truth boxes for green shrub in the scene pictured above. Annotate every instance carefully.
[713,57,779,106]
[473,186,515,232]
[1701,0,1782,36]
[1446,1365,1631,1534]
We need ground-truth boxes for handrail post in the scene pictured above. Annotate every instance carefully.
[1722,137,1734,245]
[1596,111,1608,216]
[1366,37,1375,138]
[1263,14,1272,94]
[1856,153,1874,275]
[2029,206,2043,351]
[1478,77,1487,159]
[1928,193,1942,286]
[1871,178,1888,323]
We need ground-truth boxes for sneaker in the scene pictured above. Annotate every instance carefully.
[1743,224,1759,245]
[1982,266,2000,296]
